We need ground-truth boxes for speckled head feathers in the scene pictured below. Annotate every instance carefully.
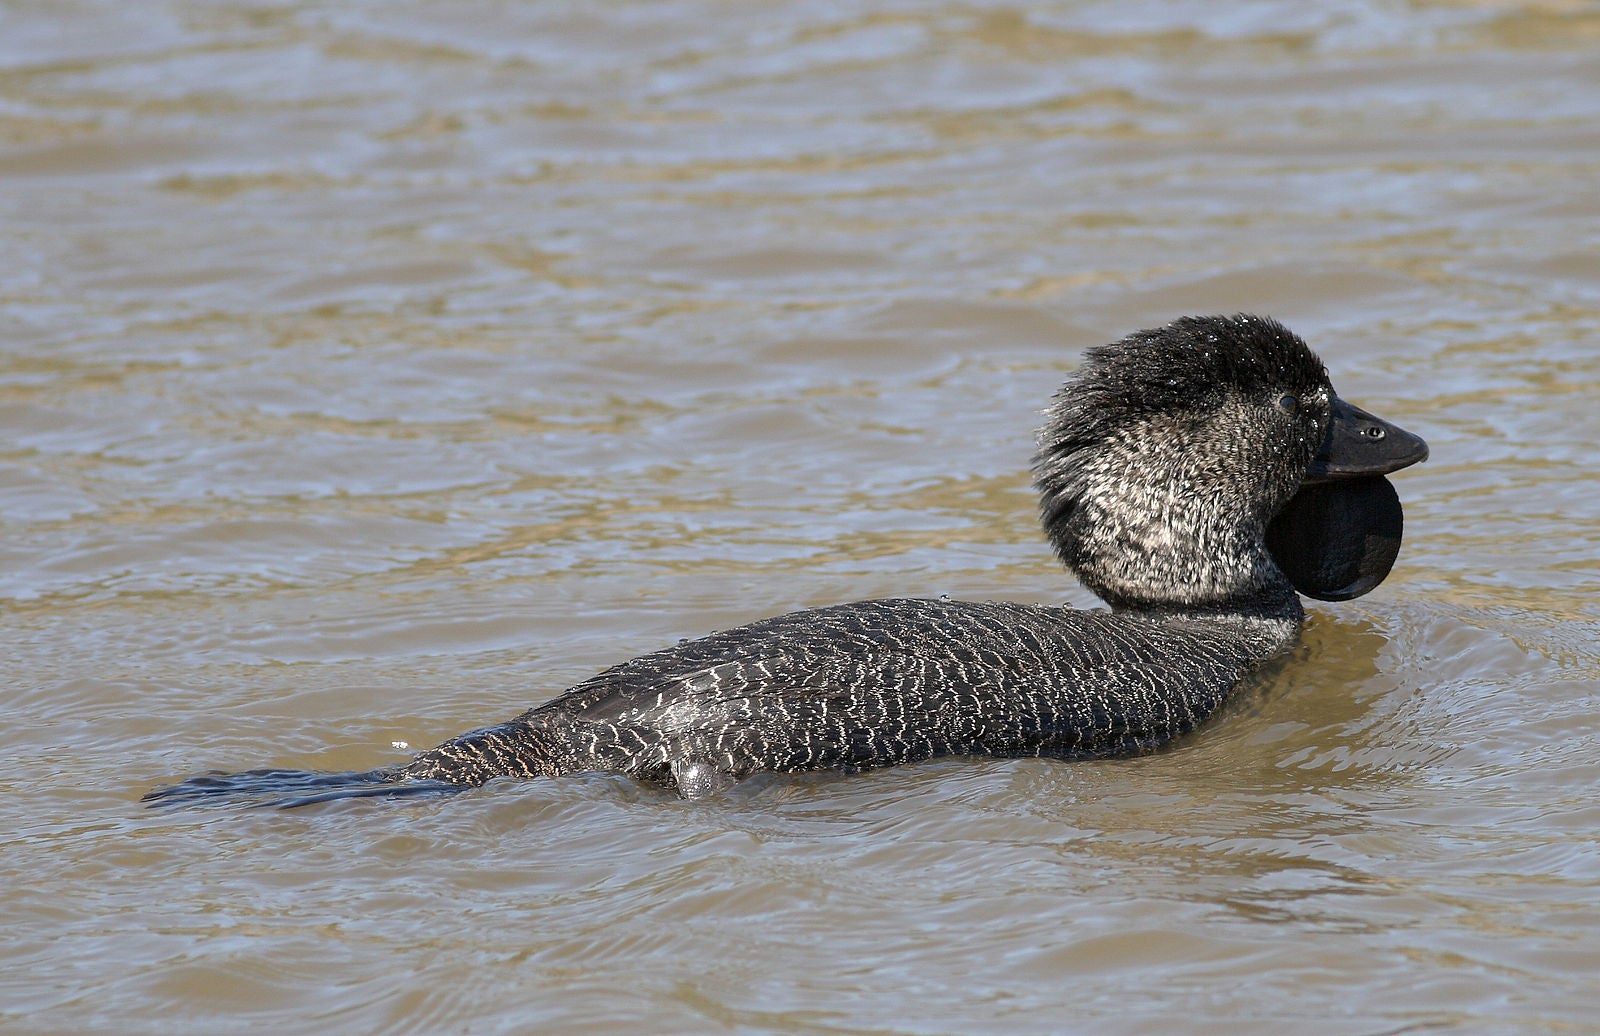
[1049,315,1328,448]
[1034,314,1334,613]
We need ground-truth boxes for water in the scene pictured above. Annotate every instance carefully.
[3,1,1598,1032]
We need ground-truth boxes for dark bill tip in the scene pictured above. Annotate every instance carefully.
[1305,396,1429,483]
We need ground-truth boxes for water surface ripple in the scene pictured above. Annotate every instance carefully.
[3,2,1598,1033]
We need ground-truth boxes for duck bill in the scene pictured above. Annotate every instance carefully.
[1267,397,1428,602]
[1304,397,1429,483]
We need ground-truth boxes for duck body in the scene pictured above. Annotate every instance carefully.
[399,596,1300,794]
[146,314,1426,806]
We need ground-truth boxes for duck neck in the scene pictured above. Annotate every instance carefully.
[1112,587,1305,625]
[1039,439,1301,618]
[1067,515,1300,619]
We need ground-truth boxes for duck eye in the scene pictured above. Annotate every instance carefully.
[1277,394,1299,414]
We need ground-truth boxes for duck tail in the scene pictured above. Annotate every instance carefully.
[395,718,568,785]
[141,767,466,809]
[143,718,563,810]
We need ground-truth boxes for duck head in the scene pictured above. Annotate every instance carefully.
[1034,314,1427,613]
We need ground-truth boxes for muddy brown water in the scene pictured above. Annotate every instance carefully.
[3,2,1598,1033]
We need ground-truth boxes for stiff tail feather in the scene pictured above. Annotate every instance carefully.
[141,767,466,809]
[144,718,561,808]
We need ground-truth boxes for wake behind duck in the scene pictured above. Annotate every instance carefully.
[146,314,1427,807]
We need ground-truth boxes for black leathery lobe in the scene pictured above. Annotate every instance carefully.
[1267,476,1404,601]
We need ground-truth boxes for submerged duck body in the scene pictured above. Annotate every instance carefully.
[147,315,1427,806]
[402,598,1297,795]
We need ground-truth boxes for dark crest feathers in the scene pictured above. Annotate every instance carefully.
[1041,314,1327,456]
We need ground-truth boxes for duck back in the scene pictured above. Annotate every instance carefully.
[398,597,1302,795]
